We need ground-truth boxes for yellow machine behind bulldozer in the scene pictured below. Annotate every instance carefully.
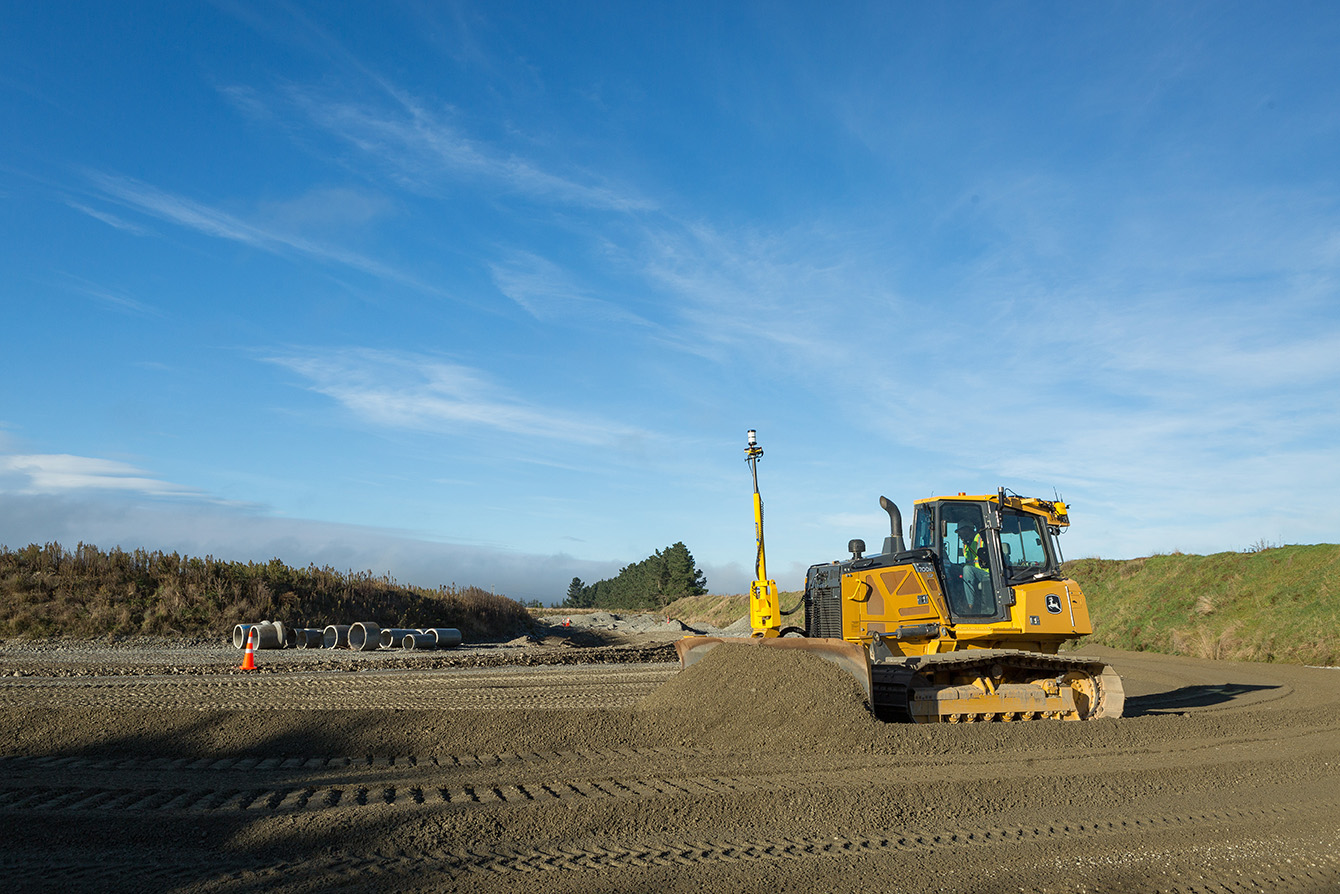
[676,431,1124,723]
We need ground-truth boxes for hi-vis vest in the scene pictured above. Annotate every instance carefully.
[964,533,987,569]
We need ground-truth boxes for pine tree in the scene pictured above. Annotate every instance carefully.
[662,542,708,604]
[562,577,590,608]
[573,543,708,610]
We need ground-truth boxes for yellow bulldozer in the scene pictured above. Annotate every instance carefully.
[676,431,1124,723]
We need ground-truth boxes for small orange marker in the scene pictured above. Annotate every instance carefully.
[239,628,258,670]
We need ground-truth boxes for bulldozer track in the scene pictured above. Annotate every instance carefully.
[5,716,1339,817]
[420,801,1340,876]
[0,772,782,813]
[871,649,1123,722]
[0,745,720,773]
[0,664,679,710]
[2,802,1337,894]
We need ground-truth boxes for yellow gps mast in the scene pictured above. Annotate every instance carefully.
[745,430,781,637]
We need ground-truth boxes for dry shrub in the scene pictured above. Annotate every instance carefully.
[1119,558,1147,578]
[0,542,530,639]
[1172,622,1245,661]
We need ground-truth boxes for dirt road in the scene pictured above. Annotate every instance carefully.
[1,639,1339,893]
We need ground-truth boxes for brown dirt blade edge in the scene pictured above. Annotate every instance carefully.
[674,635,873,704]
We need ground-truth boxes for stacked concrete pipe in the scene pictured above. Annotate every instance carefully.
[231,620,463,650]
[379,628,418,649]
[348,621,381,652]
[293,628,324,649]
[401,632,436,650]
[232,621,283,650]
[421,627,463,648]
[231,623,253,649]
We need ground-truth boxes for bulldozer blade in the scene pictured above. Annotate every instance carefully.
[674,635,872,704]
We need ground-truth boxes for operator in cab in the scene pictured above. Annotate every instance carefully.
[958,521,989,613]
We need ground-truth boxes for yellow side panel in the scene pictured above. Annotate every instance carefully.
[1011,579,1093,636]
[844,564,940,638]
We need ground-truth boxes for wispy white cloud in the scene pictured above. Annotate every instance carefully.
[257,185,394,232]
[64,199,150,235]
[0,454,201,498]
[55,273,160,317]
[264,347,650,446]
[81,171,438,293]
[223,81,655,213]
[630,217,896,365]
[489,250,653,327]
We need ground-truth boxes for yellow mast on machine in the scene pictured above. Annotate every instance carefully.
[745,430,781,636]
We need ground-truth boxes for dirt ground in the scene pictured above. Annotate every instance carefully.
[2,623,1339,893]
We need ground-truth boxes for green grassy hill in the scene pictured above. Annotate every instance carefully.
[1066,544,1340,666]
[0,542,531,640]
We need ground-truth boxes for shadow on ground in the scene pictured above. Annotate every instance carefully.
[1125,682,1283,716]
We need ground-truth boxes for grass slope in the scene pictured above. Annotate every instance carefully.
[1066,544,1340,666]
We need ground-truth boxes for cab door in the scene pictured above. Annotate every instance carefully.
[926,500,1012,623]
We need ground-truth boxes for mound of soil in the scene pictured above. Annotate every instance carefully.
[636,642,875,749]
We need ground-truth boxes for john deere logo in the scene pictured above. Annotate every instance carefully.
[1044,593,1064,614]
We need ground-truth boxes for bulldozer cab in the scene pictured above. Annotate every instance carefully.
[911,495,1065,624]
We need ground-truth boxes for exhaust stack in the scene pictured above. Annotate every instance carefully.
[879,495,907,555]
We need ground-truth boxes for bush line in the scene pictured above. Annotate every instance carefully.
[0,542,531,640]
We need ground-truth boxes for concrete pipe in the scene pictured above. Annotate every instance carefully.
[401,632,435,650]
[323,624,351,649]
[232,624,253,649]
[295,628,323,649]
[235,621,282,650]
[349,621,382,652]
[274,620,288,649]
[252,622,283,650]
[378,628,417,649]
[421,627,463,649]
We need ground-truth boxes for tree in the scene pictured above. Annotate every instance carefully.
[562,577,592,608]
[565,544,708,610]
[661,542,708,606]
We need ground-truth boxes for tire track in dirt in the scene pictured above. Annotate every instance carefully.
[0,665,679,711]
[428,799,1340,877]
[5,717,1339,816]
[0,745,719,773]
[4,801,1337,893]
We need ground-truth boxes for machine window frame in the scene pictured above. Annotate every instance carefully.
[935,501,1005,620]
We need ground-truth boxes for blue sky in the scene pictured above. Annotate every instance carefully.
[2,2,1338,603]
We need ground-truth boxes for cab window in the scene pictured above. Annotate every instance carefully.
[939,502,996,618]
[999,510,1054,582]
[912,506,933,549]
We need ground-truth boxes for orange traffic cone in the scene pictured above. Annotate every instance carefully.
[563,617,571,628]
[239,627,257,671]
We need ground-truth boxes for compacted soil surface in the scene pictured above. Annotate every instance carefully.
[1,631,1339,893]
